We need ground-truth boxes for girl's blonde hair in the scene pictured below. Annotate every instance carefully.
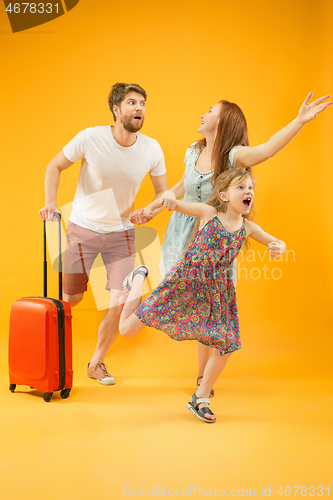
[185,168,256,251]
[207,167,256,219]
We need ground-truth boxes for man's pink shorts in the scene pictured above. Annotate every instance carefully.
[63,221,136,294]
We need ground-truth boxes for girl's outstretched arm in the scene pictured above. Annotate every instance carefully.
[235,92,332,169]
[140,196,214,221]
[174,199,215,219]
[245,220,286,258]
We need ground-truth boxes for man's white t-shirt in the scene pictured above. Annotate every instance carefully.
[62,126,166,233]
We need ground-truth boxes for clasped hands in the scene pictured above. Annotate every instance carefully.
[129,190,177,225]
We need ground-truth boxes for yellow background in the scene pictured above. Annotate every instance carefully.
[0,1,332,499]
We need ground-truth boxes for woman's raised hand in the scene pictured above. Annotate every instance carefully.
[159,190,177,211]
[298,92,332,124]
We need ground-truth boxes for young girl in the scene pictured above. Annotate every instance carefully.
[120,168,286,423]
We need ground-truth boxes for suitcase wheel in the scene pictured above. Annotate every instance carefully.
[60,388,71,399]
[9,384,16,393]
[43,392,53,402]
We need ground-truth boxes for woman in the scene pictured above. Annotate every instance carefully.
[130,92,331,396]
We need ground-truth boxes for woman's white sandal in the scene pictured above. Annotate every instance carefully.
[123,265,150,294]
[186,392,216,423]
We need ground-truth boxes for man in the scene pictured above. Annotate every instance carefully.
[39,83,168,385]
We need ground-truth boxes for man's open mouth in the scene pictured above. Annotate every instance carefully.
[243,197,252,207]
[134,115,142,121]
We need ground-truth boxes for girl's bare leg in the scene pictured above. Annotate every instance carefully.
[195,350,232,420]
[196,341,214,380]
[119,271,147,339]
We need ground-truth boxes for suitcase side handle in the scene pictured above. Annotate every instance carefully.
[43,212,62,301]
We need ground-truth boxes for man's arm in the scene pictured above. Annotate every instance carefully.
[130,171,186,224]
[130,173,168,225]
[149,173,169,201]
[39,151,74,221]
[150,171,186,213]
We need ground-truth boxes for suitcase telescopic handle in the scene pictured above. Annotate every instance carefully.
[43,212,63,301]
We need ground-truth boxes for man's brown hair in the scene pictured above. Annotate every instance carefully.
[108,83,147,121]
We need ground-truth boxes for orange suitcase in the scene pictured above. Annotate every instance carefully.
[8,213,73,402]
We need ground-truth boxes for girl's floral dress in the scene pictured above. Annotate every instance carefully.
[135,215,246,355]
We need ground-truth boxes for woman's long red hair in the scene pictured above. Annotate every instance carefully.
[196,100,250,181]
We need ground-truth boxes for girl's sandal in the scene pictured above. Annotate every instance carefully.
[122,265,150,294]
[186,392,216,423]
[197,376,215,398]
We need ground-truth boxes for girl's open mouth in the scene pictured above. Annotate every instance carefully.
[243,197,252,207]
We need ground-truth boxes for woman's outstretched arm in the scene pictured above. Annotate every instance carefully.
[235,92,332,169]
